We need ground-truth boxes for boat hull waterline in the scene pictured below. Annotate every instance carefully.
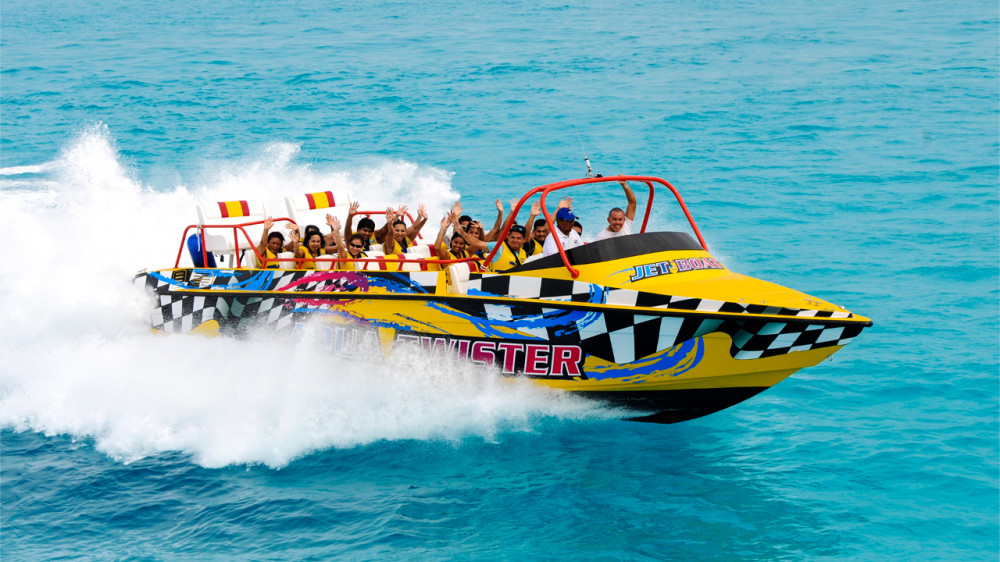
[136,232,870,423]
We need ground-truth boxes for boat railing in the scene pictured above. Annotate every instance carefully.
[174,218,479,270]
[484,175,708,279]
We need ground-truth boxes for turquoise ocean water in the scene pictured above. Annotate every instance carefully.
[2,1,998,558]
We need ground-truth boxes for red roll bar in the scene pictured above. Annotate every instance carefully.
[483,175,708,279]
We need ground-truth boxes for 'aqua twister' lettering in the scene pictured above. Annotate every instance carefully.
[629,257,725,282]
[291,323,585,378]
[396,333,584,378]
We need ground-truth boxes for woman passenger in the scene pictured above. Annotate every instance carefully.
[257,217,285,269]
[295,231,326,269]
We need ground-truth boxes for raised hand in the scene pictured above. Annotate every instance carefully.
[451,200,462,217]
[289,228,300,242]
[385,206,395,222]
[396,204,408,218]
[440,215,450,229]
[557,196,573,210]
[530,201,541,215]
[348,201,360,215]
[328,215,341,231]
[418,204,428,219]
[263,216,274,230]
[495,199,503,212]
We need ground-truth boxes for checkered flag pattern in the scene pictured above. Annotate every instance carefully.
[136,270,861,362]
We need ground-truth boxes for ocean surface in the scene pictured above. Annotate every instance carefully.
[2,0,997,559]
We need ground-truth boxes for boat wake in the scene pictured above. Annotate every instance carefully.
[0,125,617,469]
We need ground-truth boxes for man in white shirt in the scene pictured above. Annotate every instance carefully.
[594,180,638,242]
[542,207,584,256]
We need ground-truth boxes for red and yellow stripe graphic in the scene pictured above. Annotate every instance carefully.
[305,191,336,210]
[217,200,252,218]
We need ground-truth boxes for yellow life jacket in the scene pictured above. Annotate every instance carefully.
[263,247,281,269]
[338,251,366,271]
[489,242,527,273]
[300,246,325,269]
[523,239,544,257]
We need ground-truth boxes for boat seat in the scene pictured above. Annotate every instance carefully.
[284,190,353,238]
[406,244,433,258]
[196,199,269,268]
[523,253,545,264]
[358,251,387,271]
[315,254,335,270]
[447,262,472,295]
[277,251,296,269]
[399,244,435,271]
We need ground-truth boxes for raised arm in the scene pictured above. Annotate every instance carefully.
[344,201,359,241]
[451,218,489,252]
[434,215,451,260]
[373,204,402,244]
[289,228,303,259]
[327,216,347,259]
[382,207,398,254]
[406,204,429,240]
[483,199,504,242]
[525,201,541,230]
[258,217,274,255]
[323,213,341,253]
[620,180,637,220]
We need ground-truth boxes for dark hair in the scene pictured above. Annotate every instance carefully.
[509,224,527,236]
[267,232,285,244]
[357,217,376,231]
[533,219,547,229]
[304,225,322,239]
[349,233,366,245]
[392,219,406,227]
[459,215,472,224]
[305,232,323,246]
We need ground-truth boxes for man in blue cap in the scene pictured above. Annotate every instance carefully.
[542,206,583,256]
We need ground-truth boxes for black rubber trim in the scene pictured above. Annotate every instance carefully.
[159,286,873,328]
[578,386,771,424]
[509,231,704,272]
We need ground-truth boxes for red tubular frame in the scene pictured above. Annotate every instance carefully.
[482,175,708,279]
[174,217,479,270]
[173,176,705,276]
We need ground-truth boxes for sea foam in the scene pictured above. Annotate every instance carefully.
[0,125,614,468]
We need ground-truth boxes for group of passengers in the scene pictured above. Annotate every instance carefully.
[255,179,637,271]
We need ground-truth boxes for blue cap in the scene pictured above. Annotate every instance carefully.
[555,207,576,221]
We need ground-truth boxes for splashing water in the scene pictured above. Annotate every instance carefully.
[0,125,615,468]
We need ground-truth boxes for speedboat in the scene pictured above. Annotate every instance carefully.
[134,175,872,423]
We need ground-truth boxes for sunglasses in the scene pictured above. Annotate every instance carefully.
[350,243,364,249]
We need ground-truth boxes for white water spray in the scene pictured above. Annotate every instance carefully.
[0,125,616,468]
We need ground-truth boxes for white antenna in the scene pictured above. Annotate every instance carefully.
[568,112,594,178]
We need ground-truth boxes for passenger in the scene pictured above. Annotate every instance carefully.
[344,201,388,250]
[542,205,583,257]
[523,217,548,257]
[594,180,638,241]
[257,217,284,269]
[451,218,527,272]
[284,223,322,252]
[383,204,429,254]
[293,230,326,269]
[572,221,583,236]
[434,215,470,261]
[334,229,368,271]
